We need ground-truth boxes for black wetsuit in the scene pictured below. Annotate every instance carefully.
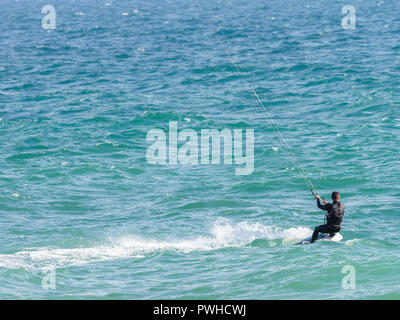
[311,199,344,243]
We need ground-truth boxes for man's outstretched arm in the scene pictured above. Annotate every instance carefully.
[315,195,331,211]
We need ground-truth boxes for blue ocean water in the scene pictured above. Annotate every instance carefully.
[0,0,399,299]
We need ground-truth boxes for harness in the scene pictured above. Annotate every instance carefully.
[326,202,344,228]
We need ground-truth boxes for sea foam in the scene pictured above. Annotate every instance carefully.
[0,219,312,270]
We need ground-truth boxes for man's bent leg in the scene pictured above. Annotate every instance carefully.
[328,226,341,237]
[311,224,329,243]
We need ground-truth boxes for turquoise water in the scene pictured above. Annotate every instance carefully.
[1,0,399,299]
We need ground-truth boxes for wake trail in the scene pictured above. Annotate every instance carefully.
[0,219,312,270]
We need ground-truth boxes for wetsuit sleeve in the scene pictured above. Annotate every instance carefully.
[317,198,331,211]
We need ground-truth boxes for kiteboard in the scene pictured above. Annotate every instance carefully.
[295,233,343,245]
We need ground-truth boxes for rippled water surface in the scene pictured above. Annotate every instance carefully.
[0,0,399,299]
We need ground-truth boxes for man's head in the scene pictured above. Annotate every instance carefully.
[331,191,340,201]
